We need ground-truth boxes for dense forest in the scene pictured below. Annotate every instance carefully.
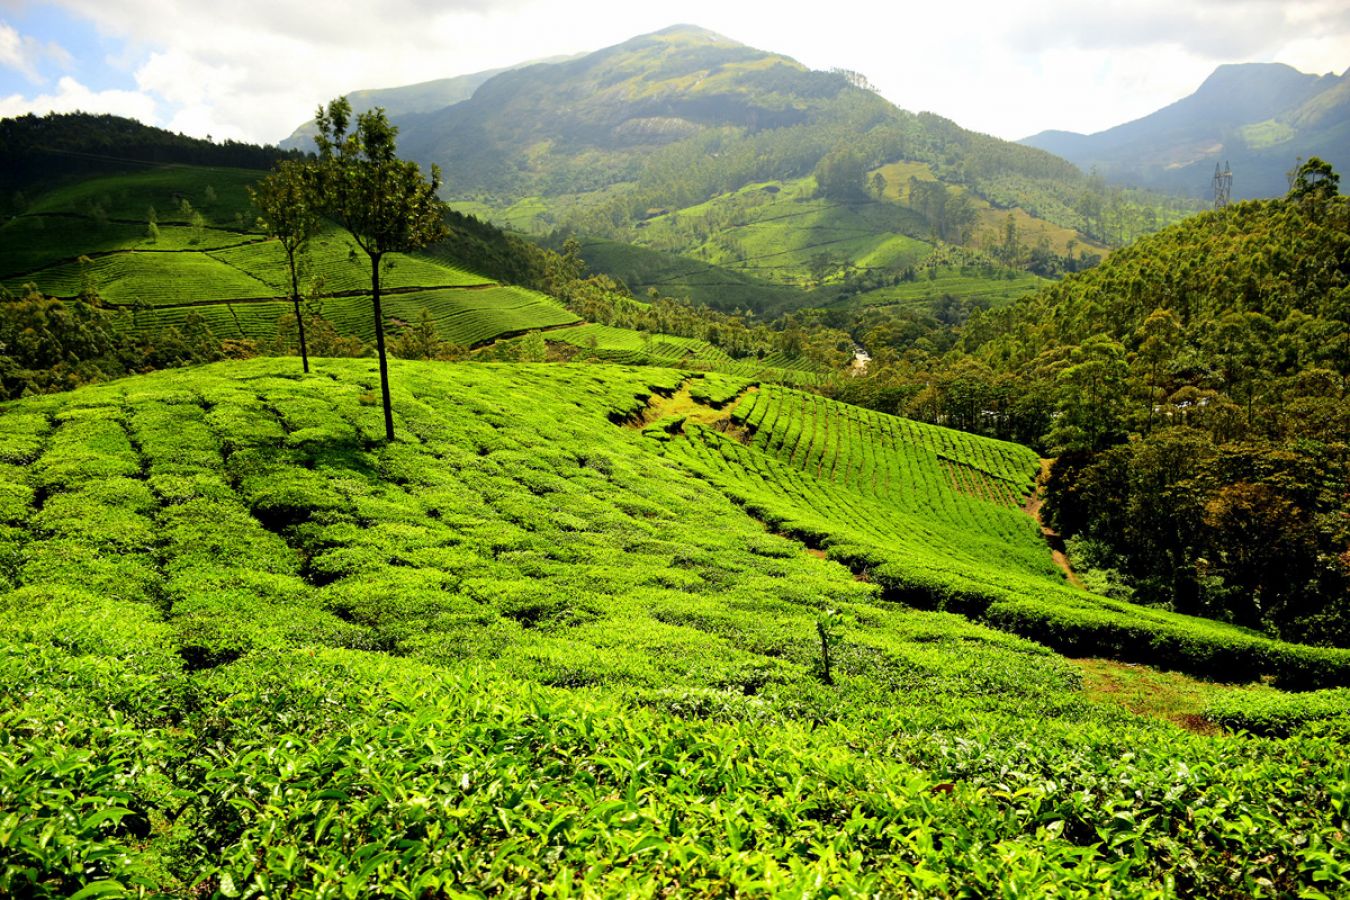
[0,112,302,206]
[830,162,1349,644]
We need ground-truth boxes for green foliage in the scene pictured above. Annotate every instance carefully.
[250,159,324,371]
[0,358,1348,895]
[667,384,1350,687]
[1288,157,1341,202]
[1205,687,1350,736]
[813,147,868,201]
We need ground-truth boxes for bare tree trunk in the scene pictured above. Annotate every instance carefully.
[289,249,309,374]
[371,253,394,441]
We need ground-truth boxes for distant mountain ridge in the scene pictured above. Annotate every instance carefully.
[278,54,579,152]
[1021,62,1350,199]
[277,26,1137,257]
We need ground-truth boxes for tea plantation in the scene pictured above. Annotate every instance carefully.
[529,323,822,386]
[0,167,578,348]
[1,357,1347,897]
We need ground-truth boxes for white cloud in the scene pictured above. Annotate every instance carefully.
[0,19,72,83]
[0,74,159,121]
[1010,0,1350,59]
[12,0,1349,145]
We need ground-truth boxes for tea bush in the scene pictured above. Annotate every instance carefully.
[0,358,1345,896]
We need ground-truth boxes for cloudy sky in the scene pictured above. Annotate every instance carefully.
[2,0,1347,146]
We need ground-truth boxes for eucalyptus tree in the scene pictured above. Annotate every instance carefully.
[249,159,321,373]
[313,96,448,441]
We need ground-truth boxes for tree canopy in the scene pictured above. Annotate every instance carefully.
[312,97,449,441]
[249,160,322,373]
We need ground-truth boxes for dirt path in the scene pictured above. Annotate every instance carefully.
[1073,658,1222,735]
[1023,459,1083,588]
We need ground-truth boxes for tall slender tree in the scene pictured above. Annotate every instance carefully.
[313,97,448,441]
[249,159,321,373]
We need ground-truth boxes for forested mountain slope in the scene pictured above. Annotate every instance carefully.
[0,112,300,201]
[278,54,580,151]
[291,25,1196,313]
[835,168,1349,644]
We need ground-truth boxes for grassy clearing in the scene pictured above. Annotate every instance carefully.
[831,265,1046,311]
[634,177,933,285]
[1074,659,1235,733]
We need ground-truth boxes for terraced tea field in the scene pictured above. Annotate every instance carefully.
[1,167,578,348]
[1,358,1346,896]
[829,265,1047,312]
[657,384,1350,689]
[634,178,934,286]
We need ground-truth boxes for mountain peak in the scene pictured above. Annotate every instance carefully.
[1193,61,1314,100]
[643,24,741,45]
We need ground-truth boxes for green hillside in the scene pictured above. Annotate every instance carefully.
[831,176,1350,647]
[560,237,808,314]
[561,178,1049,317]
[397,26,1160,245]
[369,26,1197,317]
[631,177,933,285]
[1,357,1348,895]
[0,167,579,348]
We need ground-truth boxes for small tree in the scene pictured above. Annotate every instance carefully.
[314,97,448,441]
[189,210,207,245]
[1288,157,1339,200]
[250,160,322,372]
[1288,157,1340,220]
[390,307,444,360]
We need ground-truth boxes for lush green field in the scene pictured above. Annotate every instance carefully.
[633,178,933,286]
[678,384,1350,688]
[1,169,581,351]
[0,358,1346,896]
[832,266,1047,312]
